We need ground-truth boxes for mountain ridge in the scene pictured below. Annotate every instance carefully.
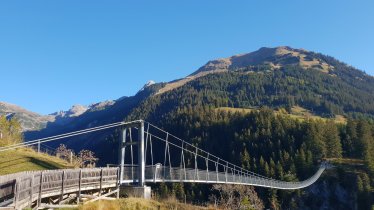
[3,46,374,132]
[156,46,372,95]
[3,45,374,210]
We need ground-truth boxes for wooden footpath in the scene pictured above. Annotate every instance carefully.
[0,167,119,209]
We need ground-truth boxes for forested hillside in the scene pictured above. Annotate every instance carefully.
[24,47,374,209]
[126,108,374,209]
[121,50,374,208]
[130,65,374,121]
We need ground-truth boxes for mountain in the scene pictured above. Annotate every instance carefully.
[6,46,374,209]
[194,46,334,74]
[24,82,161,145]
[23,46,374,141]
[19,46,373,159]
[132,46,374,121]
[156,46,373,97]
[0,102,54,131]
[9,46,374,132]
[0,102,114,131]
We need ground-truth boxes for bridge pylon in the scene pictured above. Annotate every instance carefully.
[118,120,151,198]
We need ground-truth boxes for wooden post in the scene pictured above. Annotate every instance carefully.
[77,170,82,204]
[116,168,120,199]
[99,168,103,196]
[13,179,18,209]
[29,175,34,208]
[70,151,73,164]
[37,171,43,207]
[60,171,65,203]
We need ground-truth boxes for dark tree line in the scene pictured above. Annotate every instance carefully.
[127,107,374,209]
[121,58,374,209]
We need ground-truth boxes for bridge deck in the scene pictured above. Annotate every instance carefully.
[0,167,119,209]
[121,165,325,190]
[0,164,326,209]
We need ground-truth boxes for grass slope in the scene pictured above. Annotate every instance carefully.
[216,106,347,123]
[0,148,72,175]
[59,198,211,210]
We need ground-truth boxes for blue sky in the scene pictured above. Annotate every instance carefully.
[0,1,373,115]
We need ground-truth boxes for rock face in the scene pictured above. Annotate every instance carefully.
[0,102,54,131]
[193,46,334,75]
[88,101,115,112]
[48,104,89,126]
[1,102,101,131]
[51,104,88,118]
[156,46,336,95]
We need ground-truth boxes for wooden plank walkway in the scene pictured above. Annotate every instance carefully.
[0,167,119,209]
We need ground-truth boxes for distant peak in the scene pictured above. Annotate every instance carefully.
[145,80,156,87]
[69,104,88,116]
[50,104,88,118]
[138,80,156,92]
[192,46,333,75]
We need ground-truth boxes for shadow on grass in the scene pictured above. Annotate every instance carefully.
[0,157,31,167]
[29,157,65,170]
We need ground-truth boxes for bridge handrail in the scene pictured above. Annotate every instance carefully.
[0,167,119,209]
[146,122,282,181]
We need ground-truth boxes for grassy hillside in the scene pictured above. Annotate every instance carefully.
[215,105,347,123]
[0,148,73,175]
[59,197,211,210]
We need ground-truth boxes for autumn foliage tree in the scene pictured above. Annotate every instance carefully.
[0,116,23,146]
[56,144,98,168]
[211,184,264,210]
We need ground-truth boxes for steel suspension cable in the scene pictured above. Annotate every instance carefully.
[145,122,277,181]
[144,131,276,182]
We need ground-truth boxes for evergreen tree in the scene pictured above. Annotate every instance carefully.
[304,121,326,160]
[357,120,374,175]
[241,148,251,170]
[343,119,357,157]
[276,161,284,180]
[323,122,342,158]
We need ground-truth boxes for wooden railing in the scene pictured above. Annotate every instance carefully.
[0,167,119,209]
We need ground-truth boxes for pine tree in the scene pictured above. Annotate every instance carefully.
[304,121,326,160]
[356,120,369,159]
[259,156,266,175]
[295,149,306,178]
[357,120,374,175]
[323,121,342,158]
[276,161,284,180]
[269,158,276,178]
[343,119,357,157]
[241,148,251,170]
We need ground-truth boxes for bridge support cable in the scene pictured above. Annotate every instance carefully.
[194,147,198,181]
[0,120,143,152]
[215,158,219,182]
[141,123,327,189]
[143,130,269,184]
[205,154,209,182]
[149,135,155,182]
[145,122,280,182]
[180,141,186,181]
[144,123,150,166]
[129,128,134,181]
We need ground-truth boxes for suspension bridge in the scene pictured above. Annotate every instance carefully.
[0,120,328,209]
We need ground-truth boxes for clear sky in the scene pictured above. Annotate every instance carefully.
[0,1,373,115]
